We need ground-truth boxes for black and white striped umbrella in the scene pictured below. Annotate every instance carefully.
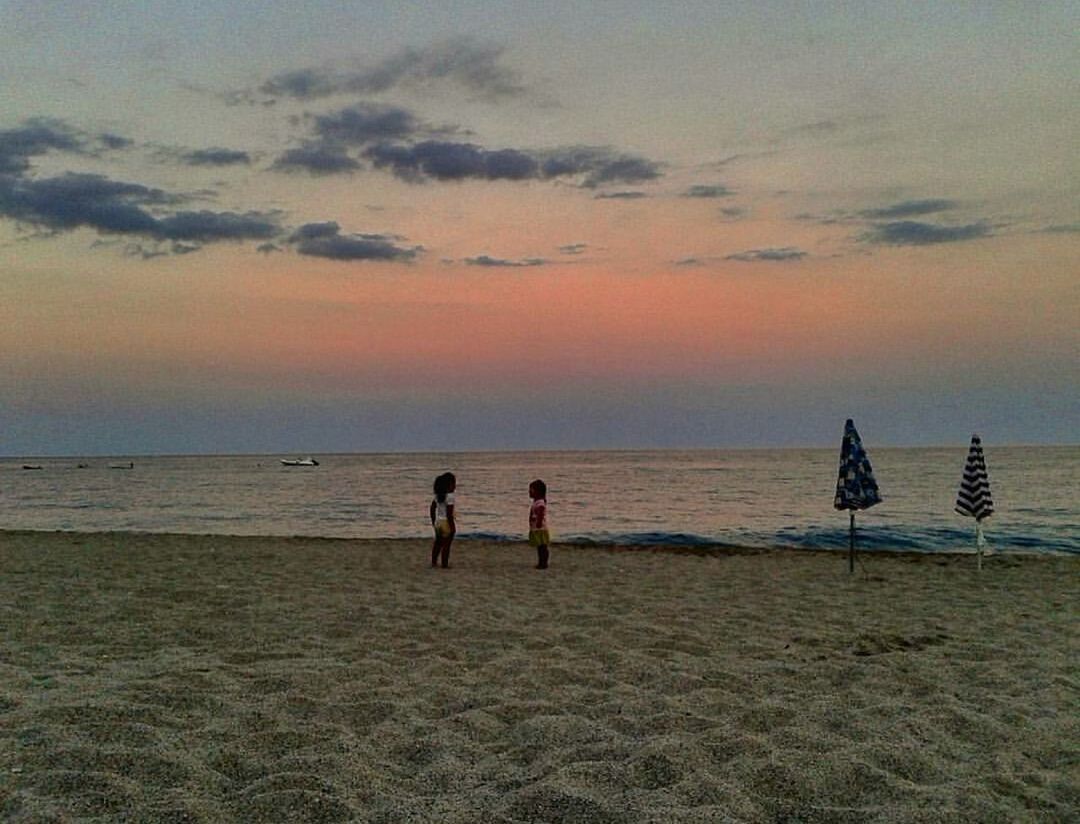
[956,434,993,569]
[955,434,994,521]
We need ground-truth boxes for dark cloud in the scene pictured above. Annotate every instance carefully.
[0,172,280,248]
[296,235,418,261]
[594,191,647,200]
[154,210,279,242]
[725,247,807,262]
[272,143,361,175]
[0,119,87,175]
[260,68,339,100]
[182,148,252,167]
[719,207,746,220]
[257,242,283,254]
[358,141,662,187]
[365,140,538,182]
[258,37,525,102]
[286,222,419,262]
[539,147,662,188]
[124,243,170,260]
[578,155,660,189]
[279,101,661,189]
[683,184,735,198]
[282,138,662,188]
[464,255,547,267]
[793,211,849,226]
[559,243,587,255]
[99,134,134,151]
[0,119,134,176]
[311,103,426,145]
[675,257,705,266]
[124,241,202,259]
[862,220,993,245]
[272,103,465,178]
[858,199,957,219]
[288,221,341,242]
[0,173,177,234]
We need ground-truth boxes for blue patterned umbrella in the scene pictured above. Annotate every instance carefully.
[834,419,881,572]
[956,434,993,569]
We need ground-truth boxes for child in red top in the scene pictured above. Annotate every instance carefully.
[528,479,550,569]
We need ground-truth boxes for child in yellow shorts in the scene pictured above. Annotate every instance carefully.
[528,479,550,569]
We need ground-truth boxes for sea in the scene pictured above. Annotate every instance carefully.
[1,448,1076,554]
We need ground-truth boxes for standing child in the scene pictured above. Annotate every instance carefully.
[528,479,550,569]
[430,472,457,568]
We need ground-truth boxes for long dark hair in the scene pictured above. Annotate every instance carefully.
[530,479,547,499]
[434,471,456,503]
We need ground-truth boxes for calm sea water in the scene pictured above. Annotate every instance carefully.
[1,448,1076,553]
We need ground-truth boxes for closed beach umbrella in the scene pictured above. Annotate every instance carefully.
[955,434,994,570]
[834,418,882,573]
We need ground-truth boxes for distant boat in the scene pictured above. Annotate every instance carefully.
[109,462,134,469]
[22,464,43,470]
[76,463,90,469]
[281,457,320,467]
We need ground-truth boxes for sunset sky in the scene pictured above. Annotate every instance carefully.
[2,2,1077,455]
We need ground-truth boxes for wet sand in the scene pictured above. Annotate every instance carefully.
[0,531,1076,822]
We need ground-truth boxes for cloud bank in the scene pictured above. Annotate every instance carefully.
[0,172,281,250]
[862,221,993,246]
[464,255,547,267]
[286,221,420,262]
[362,141,662,187]
[858,199,957,219]
[683,184,735,198]
[725,247,807,262]
[257,38,526,102]
[182,148,252,167]
[0,118,127,175]
[273,143,362,175]
[271,97,663,190]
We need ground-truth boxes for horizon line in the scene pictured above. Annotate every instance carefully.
[5,442,1078,461]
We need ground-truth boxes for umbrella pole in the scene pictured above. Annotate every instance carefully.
[976,521,983,571]
[849,511,855,574]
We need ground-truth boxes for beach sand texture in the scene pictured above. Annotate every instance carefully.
[1,532,1076,822]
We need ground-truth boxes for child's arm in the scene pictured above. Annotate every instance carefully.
[430,500,437,525]
[530,501,546,529]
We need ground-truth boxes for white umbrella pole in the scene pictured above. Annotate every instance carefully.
[976,521,984,571]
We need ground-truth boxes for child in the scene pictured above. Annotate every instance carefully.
[528,479,550,569]
[430,472,456,568]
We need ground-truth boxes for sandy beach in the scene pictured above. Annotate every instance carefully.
[0,531,1075,822]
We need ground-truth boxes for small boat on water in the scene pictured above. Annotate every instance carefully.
[109,462,134,469]
[22,465,43,470]
[281,457,320,467]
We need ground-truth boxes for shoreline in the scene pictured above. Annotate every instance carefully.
[2,528,1074,559]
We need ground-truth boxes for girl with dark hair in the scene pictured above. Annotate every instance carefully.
[429,472,457,568]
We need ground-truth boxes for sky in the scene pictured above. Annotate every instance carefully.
[1,1,1077,455]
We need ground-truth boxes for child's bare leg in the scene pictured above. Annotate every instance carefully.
[431,537,441,567]
[440,537,453,568]
[536,545,549,569]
